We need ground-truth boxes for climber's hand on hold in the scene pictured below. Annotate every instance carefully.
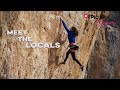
[60,17,62,22]
[60,17,63,29]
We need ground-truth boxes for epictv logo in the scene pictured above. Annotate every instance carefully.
[84,13,100,20]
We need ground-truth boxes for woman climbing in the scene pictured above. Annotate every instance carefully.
[60,18,84,71]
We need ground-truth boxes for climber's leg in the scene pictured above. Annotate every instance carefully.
[71,51,84,71]
[71,51,82,66]
[60,49,71,64]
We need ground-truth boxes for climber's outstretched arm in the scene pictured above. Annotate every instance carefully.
[61,19,70,33]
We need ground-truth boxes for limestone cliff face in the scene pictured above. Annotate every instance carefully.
[86,11,120,79]
[1,11,102,79]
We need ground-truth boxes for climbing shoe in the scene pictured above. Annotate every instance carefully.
[80,66,84,71]
[60,62,65,64]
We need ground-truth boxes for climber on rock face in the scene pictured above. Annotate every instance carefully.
[60,18,84,71]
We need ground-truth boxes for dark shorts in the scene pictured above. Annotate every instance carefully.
[69,45,79,50]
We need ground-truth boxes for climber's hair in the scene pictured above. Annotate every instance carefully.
[71,27,76,31]
[71,26,78,37]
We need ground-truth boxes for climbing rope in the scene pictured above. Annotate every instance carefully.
[58,17,68,49]
[47,17,68,49]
